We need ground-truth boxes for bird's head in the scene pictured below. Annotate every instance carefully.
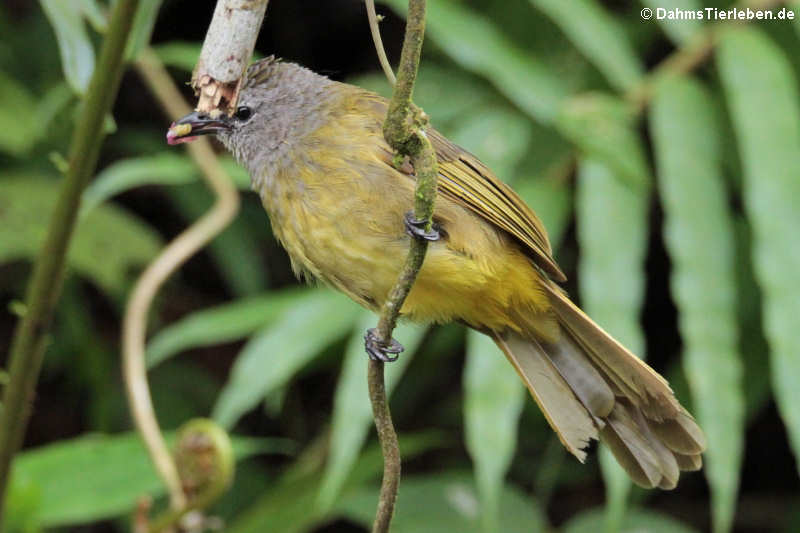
[167,56,334,177]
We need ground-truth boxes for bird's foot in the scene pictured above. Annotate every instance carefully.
[404,212,440,241]
[364,328,404,362]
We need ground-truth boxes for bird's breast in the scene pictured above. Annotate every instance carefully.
[256,153,411,310]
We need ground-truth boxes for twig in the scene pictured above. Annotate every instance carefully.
[627,0,784,112]
[123,48,240,512]
[368,361,400,533]
[626,31,716,113]
[0,0,140,520]
[366,0,396,86]
[367,1,437,531]
[122,0,267,521]
[134,496,153,533]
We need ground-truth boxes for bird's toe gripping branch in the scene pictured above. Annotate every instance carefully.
[364,328,405,363]
[404,212,440,241]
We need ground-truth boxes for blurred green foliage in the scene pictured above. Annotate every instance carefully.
[1,0,799,532]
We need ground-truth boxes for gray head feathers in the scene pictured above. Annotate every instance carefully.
[243,55,282,90]
[216,58,337,189]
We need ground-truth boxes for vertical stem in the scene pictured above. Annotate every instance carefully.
[0,0,140,520]
[366,0,397,86]
[367,1,436,531]
[126,49,241,512]
[368,360,401,533]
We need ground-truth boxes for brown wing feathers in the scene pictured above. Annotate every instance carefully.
[427,129,567,282]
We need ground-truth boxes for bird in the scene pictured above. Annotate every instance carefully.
[167,56,706,489]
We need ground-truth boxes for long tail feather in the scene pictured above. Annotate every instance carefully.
[601,402,664,488]
[493,331,596,461]
[649,409,707,455]
[632,404,680,489]
[545,330,615,419]
[543,283,680,422]
[675,452,703,472]
[493,285,707,489]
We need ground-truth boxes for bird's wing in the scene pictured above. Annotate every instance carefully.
[426,128,566,281]
[351,87,564,280]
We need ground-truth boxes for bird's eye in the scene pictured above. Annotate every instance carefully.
[234,106,252,121]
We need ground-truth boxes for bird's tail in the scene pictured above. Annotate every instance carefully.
[492,283,705,489]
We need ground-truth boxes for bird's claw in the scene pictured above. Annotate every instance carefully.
[364,328,404,362]
[404,212,440,241]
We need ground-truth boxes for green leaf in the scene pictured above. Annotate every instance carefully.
[557,93,651,190]
[81,153,198,217]
[651,76,744,533]
[576,158,650,530]
[228,469,322,533]
[640,0,704,45]
[0,70,37,156]
[81,153,250,218]
[228,432,444,533]
[6,432,284,527]
[414,72,494,125]
[77,0,106,32]
[528,0,643,91]
[80,152,257,295]
[733,218,772,420]
[793,1,800,39]
[33,83,75,142]
[576,159,650,353]
[219,158,252,189]
[448,106,534,180]
[0,177,160,297]
[152,41,202,71]
[384,0,569,124]
[167,185,268,296]
[146,287,310,367]
[213,290,361,428]
[337,472,547,533]
[717,27,800,476]
[464,330,525,532]
[563,506,700,533]
[39,0,95,93]
[352,69,533,176]
[317,312,426,511]
[126,0,163,60]
[3,474,42,533]
[513,173,573,252]
[369,65,496,126]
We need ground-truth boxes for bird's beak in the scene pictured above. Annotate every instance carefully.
[166,110,231,145]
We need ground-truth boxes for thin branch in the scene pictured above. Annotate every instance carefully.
[366,0,396,86]
[368,361,400,533]
[627,30,717,113]
[0,0,140,520]
[121,0,267,521]
[626,0,784,112]
[375,2,436,341]
[123,48,241,512]
[367,1,436,531]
